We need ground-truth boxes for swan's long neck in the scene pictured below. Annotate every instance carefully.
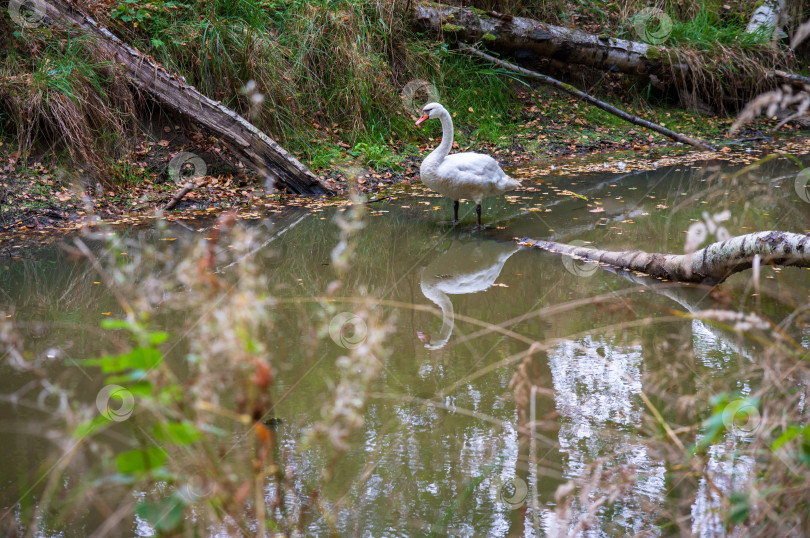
[427,110,454,164]
[422,285,454,350]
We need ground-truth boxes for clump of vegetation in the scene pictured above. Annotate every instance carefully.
[0,24,135,182]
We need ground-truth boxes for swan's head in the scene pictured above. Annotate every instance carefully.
[415,102,446,126]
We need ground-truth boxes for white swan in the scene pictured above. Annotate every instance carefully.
[416,102,520,228]
[419,240,520,350]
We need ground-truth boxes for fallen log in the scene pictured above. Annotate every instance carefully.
[460,44,716,152]
[518,231,810,284]
[43,0,332,195]
[413,2,683,78]
[746,0,785,40]
[414,2,800,89]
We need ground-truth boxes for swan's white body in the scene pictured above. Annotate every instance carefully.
[416,103,520,225]
[420,240,520,350]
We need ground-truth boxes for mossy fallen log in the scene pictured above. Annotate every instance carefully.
[414,2,685,78]
[414,2,801,92]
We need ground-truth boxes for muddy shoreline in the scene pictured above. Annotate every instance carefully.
[2,132,809,248]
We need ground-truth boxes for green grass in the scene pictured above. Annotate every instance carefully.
[99,0,522,164]
[110,160,150,185]
[667,6,770,51]
[0,21,133,180]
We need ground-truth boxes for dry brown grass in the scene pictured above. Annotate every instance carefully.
[0,18,135,184]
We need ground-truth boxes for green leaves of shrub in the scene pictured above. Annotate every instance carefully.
[154,421,202,445]
[82,319,167,374]
[111,0,152,24]
[83,347,163,373]
[691,392,760,455]
[350,142,402,171]
[727,492,751,525]
[771,424,810,467]
[101,318,168,345]
[116,446,167,474]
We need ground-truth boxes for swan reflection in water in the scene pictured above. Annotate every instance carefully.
[418,239,520,350]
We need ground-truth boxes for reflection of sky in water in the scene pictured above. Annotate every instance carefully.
[543,337,666,536]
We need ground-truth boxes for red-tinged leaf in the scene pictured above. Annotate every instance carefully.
[254,422,271,444]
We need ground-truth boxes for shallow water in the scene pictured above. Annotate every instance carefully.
[1,153,809,536]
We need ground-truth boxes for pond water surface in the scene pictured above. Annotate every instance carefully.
[1,152,809,536]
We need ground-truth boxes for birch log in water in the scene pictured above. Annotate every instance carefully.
[43,0,332,195]
[518,231,810,284]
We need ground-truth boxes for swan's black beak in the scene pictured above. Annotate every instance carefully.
[415,112,429,126]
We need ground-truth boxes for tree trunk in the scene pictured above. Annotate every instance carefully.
[413,2,800,88]
[746,0,785,39]
[518,231,810,284]
[45,0,332,196]
[413,2,685,78]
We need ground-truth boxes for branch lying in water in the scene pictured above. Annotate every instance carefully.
[518,231,810,284]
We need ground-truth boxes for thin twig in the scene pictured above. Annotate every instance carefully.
[164,178,208,211]
[459,43,717,152]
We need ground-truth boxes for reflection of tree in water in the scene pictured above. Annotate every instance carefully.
[688,317,757,537]
[544,336,666,536]
[690,438,755,537]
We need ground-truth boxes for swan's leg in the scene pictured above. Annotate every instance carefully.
[453,200,459,224]
[475,203,482,228]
